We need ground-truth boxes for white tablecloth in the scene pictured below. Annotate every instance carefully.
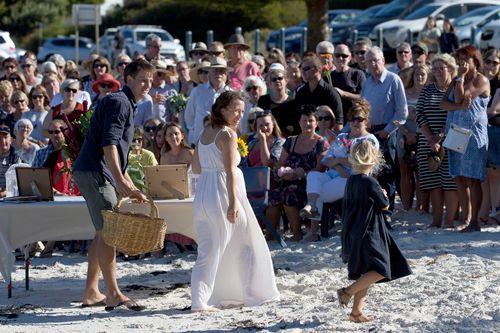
[0,196,195,283]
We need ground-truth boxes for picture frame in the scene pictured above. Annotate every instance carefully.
[15,167,54,201]
[144,164,189,200]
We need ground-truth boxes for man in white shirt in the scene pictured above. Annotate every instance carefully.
[184,57,231,146]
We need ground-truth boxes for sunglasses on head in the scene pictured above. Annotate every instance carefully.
[48,128,65,135]
[486,59,499,66]
[118,62,130,67]
[64,88,78,94]
[245,85,259,92]
[144,125,157,132]
[334,54,349,59]
[271,76,284,82]
[349,116,366,123]
[318,116,333,121]
[254,109,272,119]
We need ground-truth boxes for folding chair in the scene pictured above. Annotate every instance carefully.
[320,199,343,238]
[242,166,287,247]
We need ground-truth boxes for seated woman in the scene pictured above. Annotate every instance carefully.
[241,110,285,240]
[127,126,158,192]
[300,100,379,238]
[13,118,39,165]
[160,122,195,253]
[316,105,337,144]
[142,117,163,151]
[272,108,328,241]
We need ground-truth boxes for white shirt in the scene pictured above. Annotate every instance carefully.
[184,82,231,145]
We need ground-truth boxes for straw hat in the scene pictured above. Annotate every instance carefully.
[189,42,209,57]
[204,57,229,69]
[189,60,211,84]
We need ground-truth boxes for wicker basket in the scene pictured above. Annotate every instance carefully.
[102,195,167,256]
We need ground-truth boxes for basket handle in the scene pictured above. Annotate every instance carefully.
[115,193,159,219]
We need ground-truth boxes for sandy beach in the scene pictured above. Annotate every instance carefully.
[1,205,499,333]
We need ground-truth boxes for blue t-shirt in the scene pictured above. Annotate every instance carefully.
[73,85,137,185]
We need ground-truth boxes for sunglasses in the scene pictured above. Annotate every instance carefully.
[191,51,207,56]
[144,125,157,132]
[486,59,499,66]
[334,54,349,59]
[197,69,209,75]
[254,110,272,119]
[9,77,21,82]
[32,95,44,100]
[301,65,313,72]
[318,116,333,121]
[354,50,366,56]
[412,49,424,56]
[118,62,130,67]
[147,44,161,49]
[245,85,259,92]
[48,128,65,135]
[349,116,366,123]
[210,51,224,56]
[64,88,78,94]
[93,64,106,69]
[100,83,113,89]
[14,100,25,104]
[271,76,284,82]
[4,65,16,70]
[398,50,410,55]
[22,64,33,69]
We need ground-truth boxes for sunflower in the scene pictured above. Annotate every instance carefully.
[237,137,248,157]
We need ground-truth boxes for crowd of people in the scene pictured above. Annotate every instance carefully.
[0,20,499,248]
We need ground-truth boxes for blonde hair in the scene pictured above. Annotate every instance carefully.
[348,139,384,175]
[432,53,457,77]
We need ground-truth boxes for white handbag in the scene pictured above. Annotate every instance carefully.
[442,123,472,154]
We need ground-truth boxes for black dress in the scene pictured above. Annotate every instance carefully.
[341,174,412,282]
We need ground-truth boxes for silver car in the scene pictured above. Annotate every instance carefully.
[37,36,95,63]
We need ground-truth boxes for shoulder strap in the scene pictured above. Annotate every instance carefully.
[290,135,298,154]
[213,126,229,143]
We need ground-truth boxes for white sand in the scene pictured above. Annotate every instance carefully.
[1,208,499,333]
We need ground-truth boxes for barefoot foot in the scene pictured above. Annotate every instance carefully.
[349,312,374,323]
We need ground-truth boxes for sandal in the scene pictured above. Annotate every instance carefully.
[460,223,481,233]
[336,288,352,310]
[299,204,319,219]
[349,312,374,323]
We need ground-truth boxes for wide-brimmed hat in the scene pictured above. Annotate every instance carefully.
[91,73,121,93]
[189,42,209,57]
[190,60,211,84]
[203,57,229,70]
[151,59,170,73]
[412,42,429,55]
[224,34,250,50]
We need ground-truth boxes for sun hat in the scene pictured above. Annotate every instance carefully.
[91,73,121,93]
[189,42,209,57]
[268,63,286,75]
[224,34,250,50]
[204,57,229,70]
[412,42,429,55]
[189,60,211,84]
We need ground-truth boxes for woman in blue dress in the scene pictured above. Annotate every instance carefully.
[441,45,490,232]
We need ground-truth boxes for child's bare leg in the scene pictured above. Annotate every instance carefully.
[339,271,384,322]
[349,288,373,322]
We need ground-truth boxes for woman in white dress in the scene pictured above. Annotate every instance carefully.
[190,91,280,311]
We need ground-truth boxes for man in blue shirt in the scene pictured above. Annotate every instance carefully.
[361,46,408,219]
[73,59,154,311]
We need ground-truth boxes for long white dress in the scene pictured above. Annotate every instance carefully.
[191,127,280,310]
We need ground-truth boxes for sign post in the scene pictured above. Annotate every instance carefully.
[72,4,101,64]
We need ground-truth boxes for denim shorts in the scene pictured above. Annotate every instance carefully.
[73,170,117,231]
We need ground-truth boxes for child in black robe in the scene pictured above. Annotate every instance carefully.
[338,139,412,323]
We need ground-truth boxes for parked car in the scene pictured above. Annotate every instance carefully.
[266,9,362,53]
[332,4,387,45]
[91,27,118,60]
[479,19,500,51]
[37,36,95,63]
[118,25,185,61]
[371,0,500,51]
[454,6,500,46]
[0,31,16,60]
[350,0,431,42]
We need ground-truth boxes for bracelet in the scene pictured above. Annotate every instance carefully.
[455,77,464,82]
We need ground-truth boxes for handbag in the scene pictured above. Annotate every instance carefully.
[442,123,472,154]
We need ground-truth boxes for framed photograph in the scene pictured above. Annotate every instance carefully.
[144,164,189,200]
[15,167,54,201]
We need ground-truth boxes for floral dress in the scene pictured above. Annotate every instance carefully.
[271,135,328,208]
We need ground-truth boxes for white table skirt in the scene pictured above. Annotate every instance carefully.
[0,196,195,283]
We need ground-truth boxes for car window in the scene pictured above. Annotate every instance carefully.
[79,40,90,47]
[404,5,441,20]
[467,4,492,12]
[352,5,384,22]
[454,8,493,27]
[122,30,133,40]
[331,13,357,24]
[439,5,464,19]
[374,0,412,18]
[52,39,67,47]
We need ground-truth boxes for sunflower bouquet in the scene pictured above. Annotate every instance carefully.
[237,137,248,157]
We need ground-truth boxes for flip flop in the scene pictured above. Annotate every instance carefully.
[105,299,145,312]
[81,299,106,308]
